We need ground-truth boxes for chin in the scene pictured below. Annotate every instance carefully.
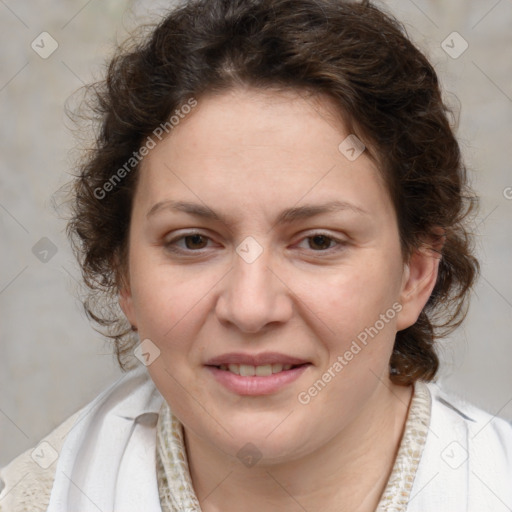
[201,415,317,466]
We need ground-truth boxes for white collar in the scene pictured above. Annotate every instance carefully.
[47,366,164,512]
[408,381,512,511]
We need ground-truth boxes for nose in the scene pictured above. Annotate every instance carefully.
[215,246,293,333]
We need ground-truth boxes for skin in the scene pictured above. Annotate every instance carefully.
[119,86,441,512]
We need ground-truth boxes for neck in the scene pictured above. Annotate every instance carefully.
[185,380,413,512]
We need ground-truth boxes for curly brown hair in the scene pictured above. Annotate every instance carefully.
[66,0,479,384]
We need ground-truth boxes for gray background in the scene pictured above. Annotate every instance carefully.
[1,0,511,466]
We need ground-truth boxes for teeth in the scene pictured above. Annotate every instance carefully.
[218,363,297,376]
[255,364,272,377]
[239,364,255,377]
[228,364,240,375]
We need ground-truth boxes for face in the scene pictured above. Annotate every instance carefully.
[120,87,438,464]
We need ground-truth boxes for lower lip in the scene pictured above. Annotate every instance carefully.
[206,365,310,395]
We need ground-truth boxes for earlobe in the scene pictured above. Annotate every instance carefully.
[396,240,443,331]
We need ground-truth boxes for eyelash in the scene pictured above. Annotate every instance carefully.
[164,231,347,256]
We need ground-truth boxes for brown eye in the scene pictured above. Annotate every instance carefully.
[307,234,335,251]
[164,232,213,254]
[183,234,209,250]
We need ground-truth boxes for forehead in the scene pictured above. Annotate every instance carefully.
[159,87,352,160]
[135,87,392,221]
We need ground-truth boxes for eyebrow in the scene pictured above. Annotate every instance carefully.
[146,199,369,224]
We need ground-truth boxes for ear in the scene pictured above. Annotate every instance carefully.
[396,230,445,331]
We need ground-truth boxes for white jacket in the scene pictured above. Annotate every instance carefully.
[0,366,511,511]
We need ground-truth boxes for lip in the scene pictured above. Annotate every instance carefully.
[204,352,310,367]
[206,365,310,395]
[204,352,311,396]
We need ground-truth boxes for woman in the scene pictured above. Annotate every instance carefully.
[1,0,511,510]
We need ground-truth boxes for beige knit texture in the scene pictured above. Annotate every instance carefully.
[0,409,81,512]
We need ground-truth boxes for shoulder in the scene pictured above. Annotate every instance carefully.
[410,381,512,511]
[427,381,512,452]
[0,408,83,512]
[0,366,158,512]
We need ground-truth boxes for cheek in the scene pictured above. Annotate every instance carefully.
[128,254,222,361]
[293,258,402,338]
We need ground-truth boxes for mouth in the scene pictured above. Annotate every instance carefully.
[204,353,311,395]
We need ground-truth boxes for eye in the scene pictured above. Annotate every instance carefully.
[164,232,213,253]
[296,232,346,252]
